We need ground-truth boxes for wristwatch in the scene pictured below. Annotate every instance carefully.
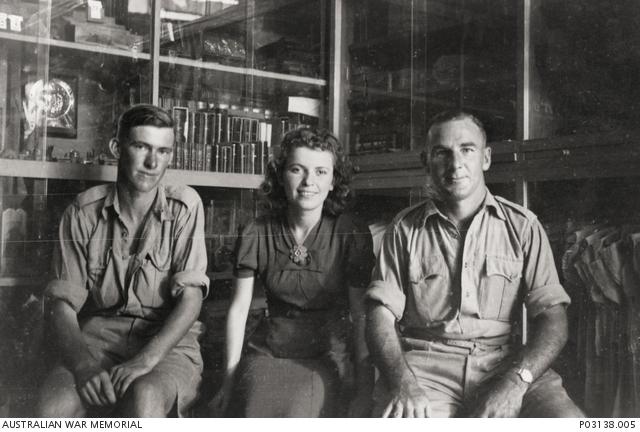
[515,367,533,385]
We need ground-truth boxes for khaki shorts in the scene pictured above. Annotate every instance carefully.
[372,339,582,417]
[80,315,204,417]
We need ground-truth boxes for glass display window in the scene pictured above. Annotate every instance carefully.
[530,0,640,139]
[347,0,517,157]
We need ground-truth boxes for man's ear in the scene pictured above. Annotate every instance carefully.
[420,149,431,175]
[109,138,121,159]
[483,145,492,171]
[420,149,428,167]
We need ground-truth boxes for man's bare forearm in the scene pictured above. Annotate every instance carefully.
[511,304,568,380]
[470,304,570,416]
[48,299,97,373]
[365,303,414,390]
[134,287,203,367]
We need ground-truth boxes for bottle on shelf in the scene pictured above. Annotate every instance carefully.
[1,204,27,277]
[159,93,275,175]
[205,199,215,272]
[30,194,50,274]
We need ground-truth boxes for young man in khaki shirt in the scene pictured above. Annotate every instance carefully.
[37,105,208,417]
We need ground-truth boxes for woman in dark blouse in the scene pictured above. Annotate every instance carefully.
[209,128,375,417]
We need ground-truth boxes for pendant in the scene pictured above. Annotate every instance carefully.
[289,244,310,266]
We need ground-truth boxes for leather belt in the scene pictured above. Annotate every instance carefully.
[402,328,512,350]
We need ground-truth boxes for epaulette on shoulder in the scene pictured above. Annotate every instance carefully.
[75,184,111,208]
[494,195,537,222]
[391,200,428,226]
[163,184,201,208]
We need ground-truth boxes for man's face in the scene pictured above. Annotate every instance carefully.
[426,118,491,203]
[114,125,174,194]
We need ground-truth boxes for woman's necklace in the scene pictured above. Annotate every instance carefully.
[288,223,314,266]
[290,243,310,266]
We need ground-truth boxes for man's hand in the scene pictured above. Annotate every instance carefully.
[382,378,431,418]
[470,373,527,418]
[110,355,155,398]
[74,362,117,407]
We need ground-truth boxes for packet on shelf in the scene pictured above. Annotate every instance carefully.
[1,207,27,276]
[63,8,144,52]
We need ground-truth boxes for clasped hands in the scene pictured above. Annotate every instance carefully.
[74,356,155,408]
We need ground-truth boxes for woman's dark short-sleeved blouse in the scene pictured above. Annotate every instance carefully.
[234,213,374,312]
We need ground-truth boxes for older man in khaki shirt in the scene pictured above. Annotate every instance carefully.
[365,111,583,417]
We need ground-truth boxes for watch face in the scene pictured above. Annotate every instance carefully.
[518,368,534,384]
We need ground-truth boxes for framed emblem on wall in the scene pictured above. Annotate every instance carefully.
[23,75,77,139]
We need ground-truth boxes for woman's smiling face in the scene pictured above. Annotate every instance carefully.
[283,146,335,214]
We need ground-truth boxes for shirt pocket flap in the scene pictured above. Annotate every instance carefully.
[87,239,108,270]
[485,256,523,281]
[409,255,444,283]
[148,249,171,271]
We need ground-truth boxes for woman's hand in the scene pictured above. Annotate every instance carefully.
[348,387,373,417]
[208,379,233,417]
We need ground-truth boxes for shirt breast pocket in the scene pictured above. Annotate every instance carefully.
[408,255,450,322]
[87,247,117,308]
[480,255,523,321]
[140,250,172,307]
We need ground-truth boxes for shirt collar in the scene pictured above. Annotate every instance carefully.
[101,184,174,221]
[483,190,507,221]
[101,184,118,219]
[421,188,506,226]
[421,200,445,226]
[153,185,175,221]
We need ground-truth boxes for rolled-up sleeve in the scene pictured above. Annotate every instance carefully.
[365,223,407,320]
[171,198,209,299]
[44,205,90,312]
[523,218,571,317]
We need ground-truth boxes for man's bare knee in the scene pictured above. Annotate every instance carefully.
[122,376,174,418]
[36,371,85,418]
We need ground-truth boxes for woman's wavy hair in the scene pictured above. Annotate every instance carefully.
[260,127,353,217]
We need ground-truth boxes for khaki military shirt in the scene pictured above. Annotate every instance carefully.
[45,183,209,322]
[366,190,570,340]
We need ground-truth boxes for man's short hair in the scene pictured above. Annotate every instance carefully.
[115,104,174,143]
[426,110,487,145]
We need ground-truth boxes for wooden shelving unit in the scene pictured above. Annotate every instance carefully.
[0,1,329,293]
[0,32,150,60]
[0,160,263,189]
[160,55,326,86]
